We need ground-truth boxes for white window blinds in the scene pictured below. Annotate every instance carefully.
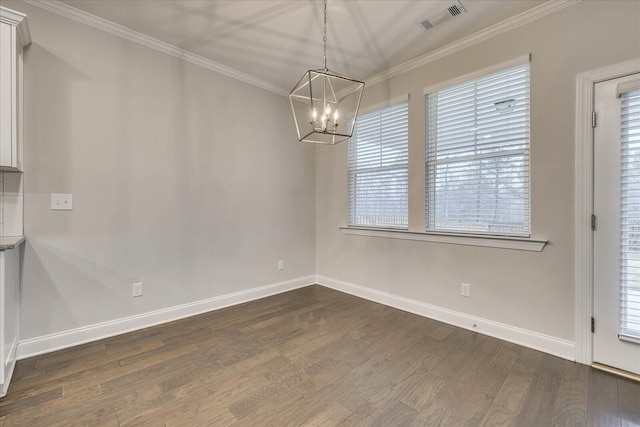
[348,101,409,228]
[426,63,530,235]
[620,87,640,340]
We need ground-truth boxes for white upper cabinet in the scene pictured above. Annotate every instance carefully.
[0,7,31,172]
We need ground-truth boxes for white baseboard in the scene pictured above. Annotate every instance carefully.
[1,336,18,397]
[316,275,576,361]
[16,275,315,360]
[1,358,17,398]
[16,274,576,362]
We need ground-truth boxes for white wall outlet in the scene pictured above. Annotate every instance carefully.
[461,283,471,297]
[51,193,73,210]
[132,282,143,297]
[278,260,284,270]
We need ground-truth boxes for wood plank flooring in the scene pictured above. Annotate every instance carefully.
[1,285,638,426]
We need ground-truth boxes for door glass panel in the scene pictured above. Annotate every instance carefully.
[620,88,640,340]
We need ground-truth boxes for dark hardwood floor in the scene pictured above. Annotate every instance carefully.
[1,285,638,426]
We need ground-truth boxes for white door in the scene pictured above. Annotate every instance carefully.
[593,73,640,376]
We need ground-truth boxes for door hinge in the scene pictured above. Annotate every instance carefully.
[591,214,596,230]
[591,317,595,333]
[592,111,597,128]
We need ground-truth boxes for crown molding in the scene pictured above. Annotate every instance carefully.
[23,0,580,97]
[22,0,289,96]
[364,0,582,88]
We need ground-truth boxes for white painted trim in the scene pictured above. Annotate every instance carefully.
[423,54,530,95]
[17,274,575,362]
[0,6,31,47]
[0,356,16,398]
[316,275,575,361]
[358,94,410,116]
[16,275,315,360]
[616,79,640,98]
[0,335,18,397]
[365,1,580,88]
[5,335,17,369]
[22,0,287,96]
[574,58,640,365]
[340,226,547,252]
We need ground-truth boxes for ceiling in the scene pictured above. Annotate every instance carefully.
[57,0,547,93]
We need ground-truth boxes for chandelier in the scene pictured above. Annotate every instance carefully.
[289,0,365,145]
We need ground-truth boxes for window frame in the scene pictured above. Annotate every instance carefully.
[424,55,532,237]
[347,98,410,229]
[342,56,546,251]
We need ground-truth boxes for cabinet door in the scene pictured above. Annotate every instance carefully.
[0,251,4,388]
[0,20,21,172]
[0,247,19,397]
[0,22,14,169]
[15,33,22,171]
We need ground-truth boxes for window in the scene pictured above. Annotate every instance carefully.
[425,63,530,235]
[348,101,409,228]
[619,87,640,340]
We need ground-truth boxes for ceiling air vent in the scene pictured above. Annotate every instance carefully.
[419,1,467,31]
[448,3,463,16]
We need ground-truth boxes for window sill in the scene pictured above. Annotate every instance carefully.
[339,226,547,252]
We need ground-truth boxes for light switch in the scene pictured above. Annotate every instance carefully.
[51,193,73,210]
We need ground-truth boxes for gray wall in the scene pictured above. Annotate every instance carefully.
[7,0,640,348]
[4,1,316,340]
[315,0,640,342]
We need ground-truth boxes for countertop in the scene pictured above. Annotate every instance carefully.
[0,236,25,250]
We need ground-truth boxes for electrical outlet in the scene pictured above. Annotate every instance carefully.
[51,193,73,210]
[132,282,143,297]
[461,283,470,297]
[278,260,284,270]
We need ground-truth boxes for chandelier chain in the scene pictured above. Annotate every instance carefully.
[323,0,327,70]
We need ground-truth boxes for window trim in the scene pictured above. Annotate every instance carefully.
[340,226,547,252]
[347,99,410,229]
[423,54,531,96]
[342,55,548,251]
[424,55,532,236]
[358,94,409,116]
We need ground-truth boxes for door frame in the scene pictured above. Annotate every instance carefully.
[575,58,640,365]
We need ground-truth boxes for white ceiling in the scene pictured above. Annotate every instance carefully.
[58,0,547,93]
